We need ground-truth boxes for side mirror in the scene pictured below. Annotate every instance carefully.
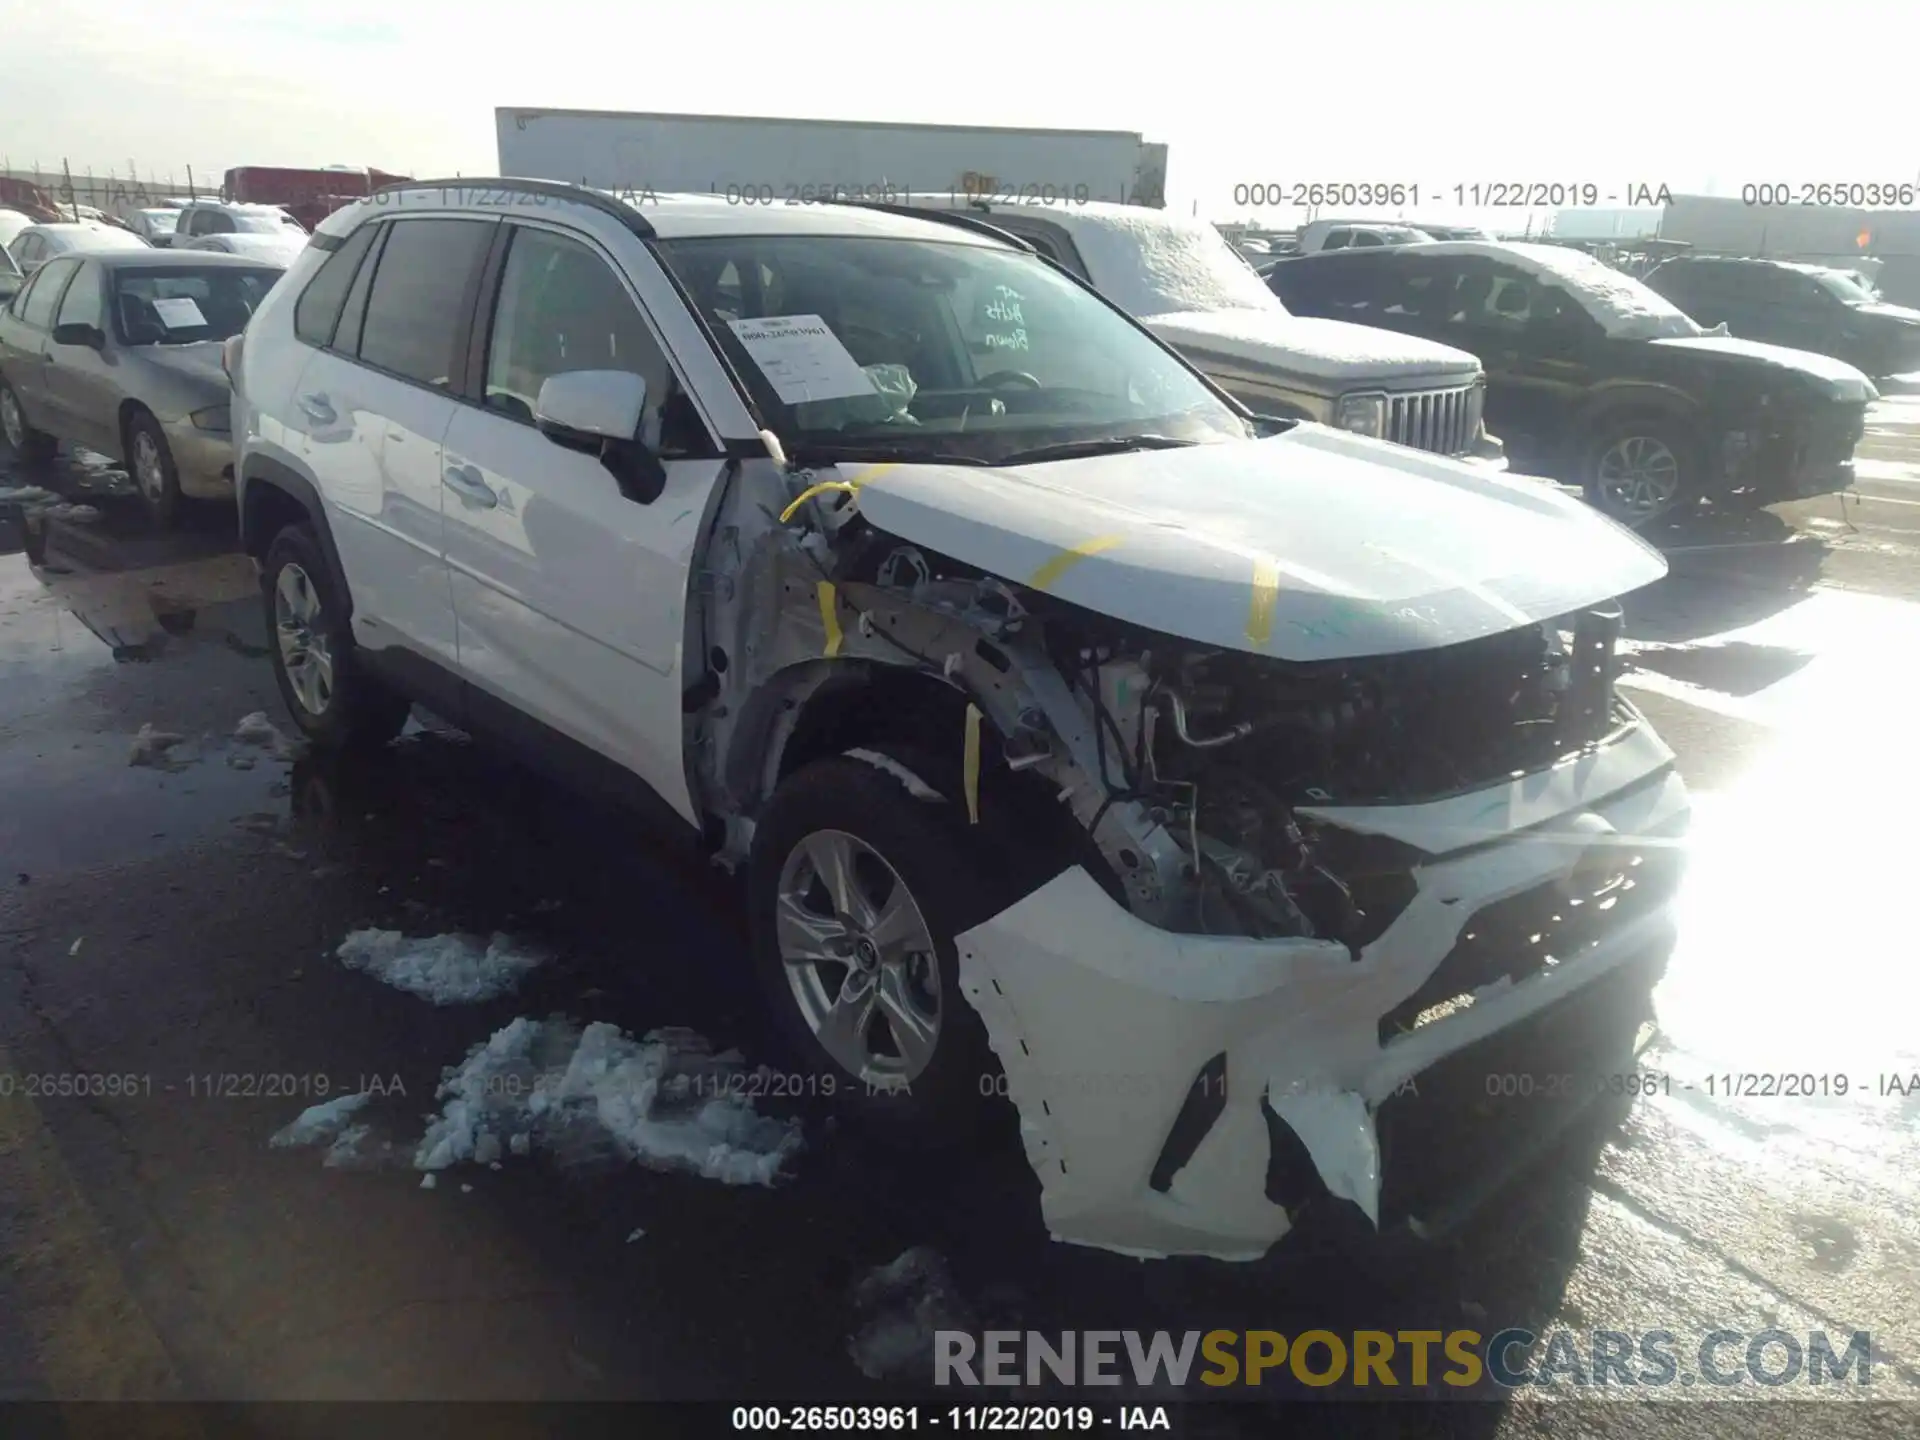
[52,322,105,349]
[535,369,666,503]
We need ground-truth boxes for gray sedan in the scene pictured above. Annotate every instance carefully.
[0,251,283,527]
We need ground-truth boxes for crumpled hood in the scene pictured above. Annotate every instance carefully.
[852,425,1667,663]
[1650,334,1878,400]
[1146,308,1481,386]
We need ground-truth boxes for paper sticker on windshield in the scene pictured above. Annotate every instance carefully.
[726,315,877,405]
[150,297,207,329]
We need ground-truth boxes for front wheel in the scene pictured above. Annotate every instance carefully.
[748,753,1018,1150]
[263,523,411,751]
[126,409,183,530]
[1581,416,1700,527]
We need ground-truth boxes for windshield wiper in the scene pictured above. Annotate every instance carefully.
[994,435,1197,466]
[782,441,990,468]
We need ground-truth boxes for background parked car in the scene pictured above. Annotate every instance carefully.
[0,208,34,254]
[126,207,184,247]
[1267,240,1877,524]
[1641,255,1920,380]
[184,232,307,267]
[0,245,22,307]
[173,201,308,245]
[0,251,283,526]
[1295,219,1434,253]
[7,221,150,275]
[904,196,1505,465]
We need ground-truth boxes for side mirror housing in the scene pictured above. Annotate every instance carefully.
[535,369,666,503]
[52,322,105,349]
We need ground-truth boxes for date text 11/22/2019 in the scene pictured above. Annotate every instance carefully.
[1229,182,1675,208]
[730,1405,1172,1431]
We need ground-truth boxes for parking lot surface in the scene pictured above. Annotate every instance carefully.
[4,410,1920,1434]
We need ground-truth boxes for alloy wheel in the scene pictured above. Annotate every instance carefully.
[1595,434,1681,522]
[133,430,166,502]
[775,828,943,1091]
[274,562,335,716]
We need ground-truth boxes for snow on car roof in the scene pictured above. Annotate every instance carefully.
[1395,240,1700,339]
[916,197,1282,319]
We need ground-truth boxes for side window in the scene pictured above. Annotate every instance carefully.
[19,259,76,328]
[1321,228,1353,251]
[15,235,42,264]
[54,262,103,331]
[333,223,388,355]
[356,218,494,387]
[293,222,378,347]
[1305,256,1382,315]
[205,211,235,235]
[1352,230,1387,248]
[482,225,709,456]
[9,269,42,318]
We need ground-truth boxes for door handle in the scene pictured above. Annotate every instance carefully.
[298,393,336,425]
[442,463,498,509]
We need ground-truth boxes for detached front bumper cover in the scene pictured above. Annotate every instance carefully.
[954,725,1689,1262]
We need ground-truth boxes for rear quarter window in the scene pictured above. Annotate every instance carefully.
[293,223,378,347]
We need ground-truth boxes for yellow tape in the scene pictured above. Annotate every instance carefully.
[1027,534,1124,593]
[817,581,843,657]
[776,462,902,525]
[962,704,983,826]
[1247,556,1282,646]
[780,481,858,524]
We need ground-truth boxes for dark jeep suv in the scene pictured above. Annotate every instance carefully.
[1267,241,1878,525]
[1641,256,1920,381]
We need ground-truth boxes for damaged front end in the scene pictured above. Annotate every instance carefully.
[693,455,1688,1264]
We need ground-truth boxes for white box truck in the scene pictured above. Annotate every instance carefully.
[495,108,1167,208]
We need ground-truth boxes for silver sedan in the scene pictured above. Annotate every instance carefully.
[0,250,284,527]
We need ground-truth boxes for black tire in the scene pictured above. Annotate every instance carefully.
[262,522,411,751]
[0,376,57,463]
[125,409,183,530]
[1579,413,1701,527]
[748,750,1028,1151]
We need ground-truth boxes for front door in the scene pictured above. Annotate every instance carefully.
[43,261,119,454]
[440,220,730,823]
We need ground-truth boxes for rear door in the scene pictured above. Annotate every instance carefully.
[293,214,496,671]
[439,220,730,822]
[1,256,79,423]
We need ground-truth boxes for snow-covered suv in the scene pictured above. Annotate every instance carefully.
[229,181,1689,1262]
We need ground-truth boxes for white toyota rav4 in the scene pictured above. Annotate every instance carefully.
[229,180,1690,1262]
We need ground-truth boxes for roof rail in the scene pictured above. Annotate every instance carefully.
[369,177,657,240]
[813,198,1037,254]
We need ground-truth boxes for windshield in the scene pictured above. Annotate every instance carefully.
[233,211,303,234]
[81,228,152,251]
[654,233,1251,465]
[1067,211,1287,318]
[111,266,282,344]
[1810,268,1878,303]
[139,210,179,234]
[1516,244,1702,340]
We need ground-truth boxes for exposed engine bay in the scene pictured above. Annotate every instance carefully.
[1039,597,1630,943]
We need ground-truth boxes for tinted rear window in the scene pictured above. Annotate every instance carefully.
[355,218,494,386]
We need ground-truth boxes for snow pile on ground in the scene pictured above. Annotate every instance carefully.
[0,484,60,506]
[336,929,550,1005]
[232,710,304,760]
[269,1091,372,1148]
[129,723,195,769]
[412,1016,803,1186]
[847,1247,976,1381]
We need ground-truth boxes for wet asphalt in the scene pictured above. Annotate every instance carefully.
[3,417,1920,1438]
